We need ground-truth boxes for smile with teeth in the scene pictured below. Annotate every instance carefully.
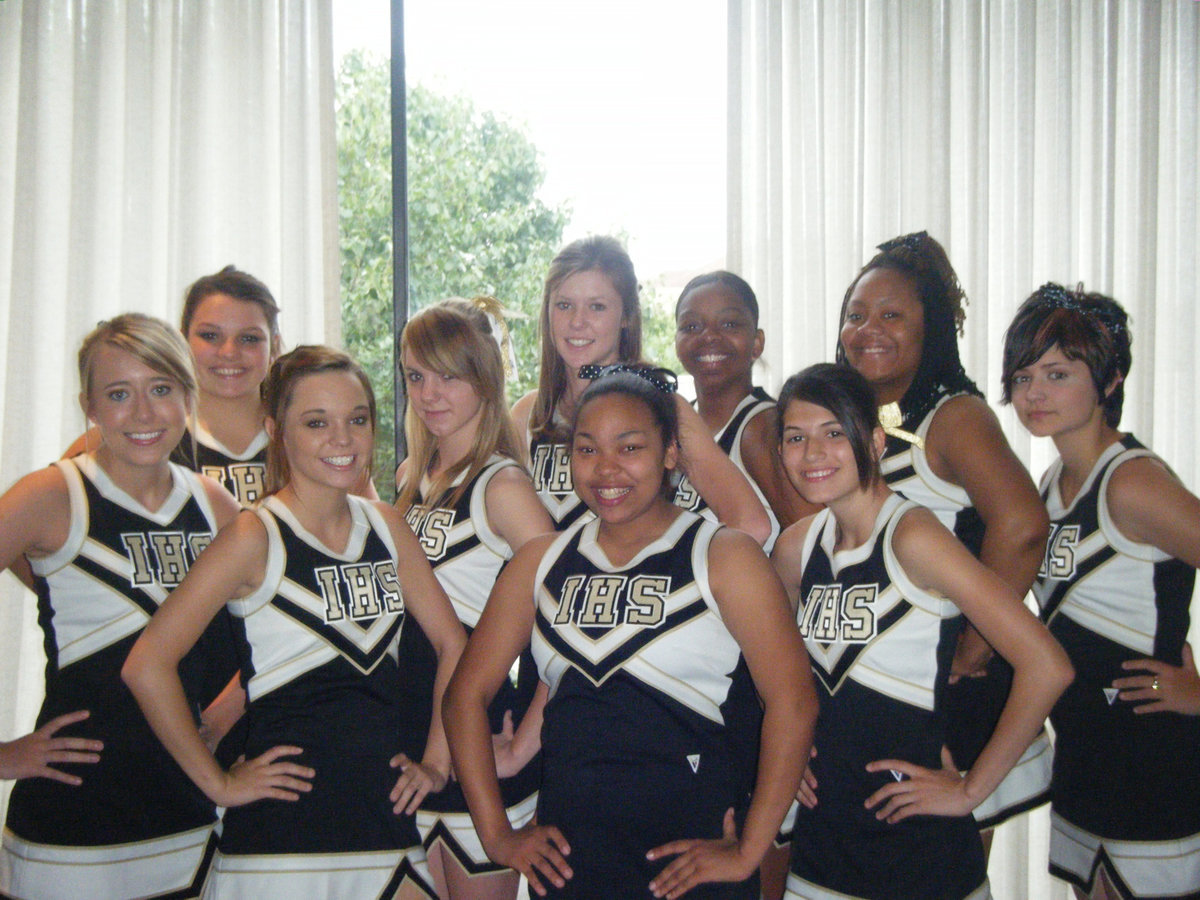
[595,486,632,500]
[696,352,729,364]
[322,455,355,467]
[127,430,166,444]
[565,338,593,347]
[212,367,247,376]
[802,467,837,481]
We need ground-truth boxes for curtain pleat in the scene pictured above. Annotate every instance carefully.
[730,1,1198,895]
[0,0,337,819]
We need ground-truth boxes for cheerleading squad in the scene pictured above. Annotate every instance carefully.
[0,233,1196,900]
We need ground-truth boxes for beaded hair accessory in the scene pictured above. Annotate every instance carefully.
[1035,282,1127,338]
[469,295,521,379]
[578,363,678,395]
[877,231,929,254]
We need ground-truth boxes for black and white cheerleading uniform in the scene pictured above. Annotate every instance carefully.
[171,424,268,508]
[0,457,221,900]
[400,457,538,872]
[530,511,761,899]
[528,424,590,530]
[880,393,1052,828]
[1035,436,1200,899]
[209,496,435,899]
[784,494,990,900]
[671,388,780,551]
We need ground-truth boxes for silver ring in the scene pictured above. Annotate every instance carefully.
[1152,676,1161,692]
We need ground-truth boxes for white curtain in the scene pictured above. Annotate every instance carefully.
[0,0,339,817]
[729,0,1198,896]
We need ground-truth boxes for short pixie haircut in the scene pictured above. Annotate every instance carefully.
[777,363,880,489]
[1001,283,1132,428]
[675,270,759,326]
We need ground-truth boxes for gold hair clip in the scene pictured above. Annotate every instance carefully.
[470,295,521,380]
[878,402,924,450]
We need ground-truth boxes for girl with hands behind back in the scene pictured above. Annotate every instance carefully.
[769,364,1071,900]
[446,368,815,899]
[1003,285,1200,900]
[0,314,240,900]
[124,346,464,899]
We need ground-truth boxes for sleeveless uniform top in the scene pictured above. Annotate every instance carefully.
[879,394,983,554]
[672,387,781,551]
[211,495,434,898]
[530,511,761,899]
[171,424,268,508]
[879,392,1050,829]
[400,457,539,819]
[785,494,987,900]
[528,418,590,529]
[1035,435,1200,847]
[1,456,220,900]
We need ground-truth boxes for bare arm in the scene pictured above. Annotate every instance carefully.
[741,408,819,529]
[865,509,1072,821]
[1107,456,1200,714]
[374,502,467,811]
[927,396,1049,676]
[675,398,771,546]
[444,533,572,895]
[122,512,314,807]
[485,464,555,552]
[769,516,819,613]
[648,529,816,897]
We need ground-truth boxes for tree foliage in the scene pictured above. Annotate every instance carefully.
[336,50,680,498]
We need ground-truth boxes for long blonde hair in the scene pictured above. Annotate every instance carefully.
[396,299,523,512]
[261,346,377,494]
[529,236,643,442]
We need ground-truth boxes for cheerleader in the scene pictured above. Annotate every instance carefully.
[672,271,817,546]
[0,313,241,899]
[835,232,1052,837]
[446,366,815,899]
[511,236,770,544]
[771,363,1071,900]
[396,298,554,900]
[1002,284,1200,900]
[123,346,466,899]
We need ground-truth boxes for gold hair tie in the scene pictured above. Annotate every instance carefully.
[878,402,924,450]
[470,295,522,380]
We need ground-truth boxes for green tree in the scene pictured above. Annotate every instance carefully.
[337,50,680,497]
[338,51,568,495]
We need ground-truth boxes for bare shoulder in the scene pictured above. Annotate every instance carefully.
[370,498,411,531]
[926,393,1002,445]
[394,457,410,493]
[510,390,538,435]
[773,513,818,558]
[1107,452,1183,499]
[198,474,241,527]
[1,465,72,559]
[487,460,536,489]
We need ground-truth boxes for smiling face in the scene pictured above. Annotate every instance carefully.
[83,343,189,472]
[675,283,764,392]
[403,354,485,456]
[1009,344,1107,441]
[548,269,627,373]
[186,293,276,402]
[571,392,677,527]
[273,370,374,494]
[779,399,875,508]
[839,268,925,403]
